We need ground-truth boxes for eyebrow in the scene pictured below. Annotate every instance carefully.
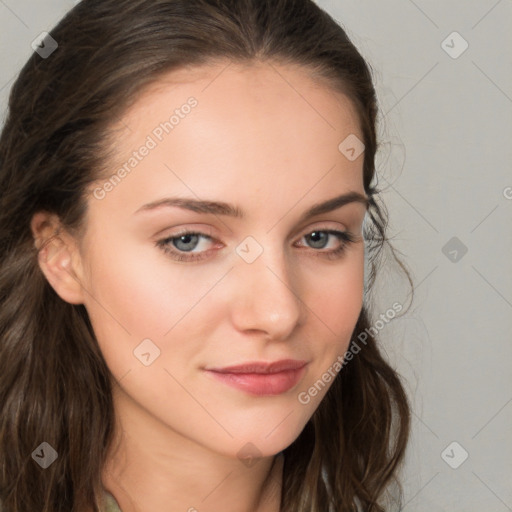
[134,191,369,223]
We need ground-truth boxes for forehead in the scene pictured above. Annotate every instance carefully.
[91,59,365,224]
[113,58,362,150]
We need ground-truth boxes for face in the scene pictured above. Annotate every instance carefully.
[77,60,367,459]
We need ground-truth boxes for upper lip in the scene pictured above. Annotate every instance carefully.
[206,359,308,374]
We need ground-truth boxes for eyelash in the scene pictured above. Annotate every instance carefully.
[155,228,358,263]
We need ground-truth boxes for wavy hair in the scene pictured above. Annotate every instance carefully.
[0,0,412,510]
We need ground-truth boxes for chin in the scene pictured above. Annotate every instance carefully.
[220,419,309,461]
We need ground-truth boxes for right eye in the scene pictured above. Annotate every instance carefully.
[156,230,220,262]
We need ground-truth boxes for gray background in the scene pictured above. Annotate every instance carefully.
[1,1,511,510]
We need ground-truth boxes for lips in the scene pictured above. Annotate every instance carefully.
[204,359,308,396]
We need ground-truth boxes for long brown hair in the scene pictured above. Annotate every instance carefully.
[0,1,412,510]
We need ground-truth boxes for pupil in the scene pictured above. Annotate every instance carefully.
[175,234,198,252]
[309,231,327,248]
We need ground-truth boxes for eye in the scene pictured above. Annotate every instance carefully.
[155,227,359,262]
[296,229,358,260]
[156,230,217,262]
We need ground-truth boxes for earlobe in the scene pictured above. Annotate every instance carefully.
[31,211,86,305]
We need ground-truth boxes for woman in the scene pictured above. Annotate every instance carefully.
[0,0,412,510]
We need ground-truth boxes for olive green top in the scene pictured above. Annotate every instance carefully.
[103,490,122,512]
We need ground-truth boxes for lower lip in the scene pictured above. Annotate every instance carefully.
[205,366,307,396]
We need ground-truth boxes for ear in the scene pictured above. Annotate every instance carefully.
[30,211,86,305]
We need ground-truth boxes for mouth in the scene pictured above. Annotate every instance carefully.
[204,359,308,396]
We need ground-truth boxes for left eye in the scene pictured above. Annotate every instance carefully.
[301,230,346,250]
[156,228,357,262]
[165,232,212,253]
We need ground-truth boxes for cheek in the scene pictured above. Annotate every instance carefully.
[80,238,224,379]
[299,250,364,396]
[79,243,173,364]
[308,250,364,341]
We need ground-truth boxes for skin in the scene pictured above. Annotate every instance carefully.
[31,59,367,512]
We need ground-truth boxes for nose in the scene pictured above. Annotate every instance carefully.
[229,242,304,340]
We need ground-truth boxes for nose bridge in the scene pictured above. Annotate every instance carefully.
[231,235,304,337]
